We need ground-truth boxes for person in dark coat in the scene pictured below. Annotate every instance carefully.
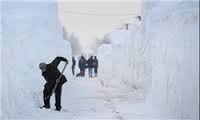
[82,56,87,75]
[93,56,98,77]
[78,56,87,76]
[87,56,93,77]
[72,57,76,75]
[39,56,68,111]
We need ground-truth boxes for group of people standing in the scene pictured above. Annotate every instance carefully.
[72,56,98,78]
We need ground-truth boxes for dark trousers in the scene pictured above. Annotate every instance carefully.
[72,66,75,75]
[80,68,85,76]
[43,83,62,109]
[88,68,93,77]
[94,67,98,75]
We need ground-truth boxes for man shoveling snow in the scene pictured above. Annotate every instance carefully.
[39,56,68,111]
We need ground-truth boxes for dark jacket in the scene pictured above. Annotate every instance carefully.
[87,57,94,68]
[93,59,98,68]
[42,57,68,90]
[78,57,87,70]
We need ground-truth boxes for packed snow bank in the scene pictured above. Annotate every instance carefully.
[2,1,71,118]
[0,1,2,118]
[98,0,199,119]
[143,1,199,120]
[98,21,151,97]
[97,44,113,86]
[63,31,82,56]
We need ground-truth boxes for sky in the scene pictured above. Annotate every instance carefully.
[57,1,141,53]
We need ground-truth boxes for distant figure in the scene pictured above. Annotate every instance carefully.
[82,56,87,76]
[39,56,68,111]
[136,16,141,21]
[87,56,94,78]
[72,57,76,75]
[77,56,87,77]
[93,56,98,77]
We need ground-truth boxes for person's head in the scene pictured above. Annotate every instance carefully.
[72,57,75,60]
[39,62,47,72]
[94,56,97,59]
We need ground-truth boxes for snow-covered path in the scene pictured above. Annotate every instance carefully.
[60,77,117,120]
[2,1,199,120]
[27,76,153,120]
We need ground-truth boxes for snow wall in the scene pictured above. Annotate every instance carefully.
[2,1,72,118]
[143,1,199,119]
[0,1,2,118]
[98,0,199,119]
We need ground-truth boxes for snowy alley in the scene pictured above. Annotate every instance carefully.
[1,0,199,120]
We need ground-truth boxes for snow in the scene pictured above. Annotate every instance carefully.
[1,0,199,120]
[142,1,199,120]
[97,44,113,86]
[2,1,72,119]
[97,0,199,120]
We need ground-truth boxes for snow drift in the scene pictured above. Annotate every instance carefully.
[143,1,199,119]
[97,0,199,119]
[2,1,72,118]
[1,0,199,120]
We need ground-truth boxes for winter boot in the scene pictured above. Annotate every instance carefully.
[40,104,50,109]
[55,107,61,111]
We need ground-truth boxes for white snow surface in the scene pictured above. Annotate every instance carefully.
[2,1,72,119]
[1,0,199,120]
[97,0,199,120]
[142,1,199,120]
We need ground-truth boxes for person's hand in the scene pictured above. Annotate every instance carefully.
[65,60,69,64]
